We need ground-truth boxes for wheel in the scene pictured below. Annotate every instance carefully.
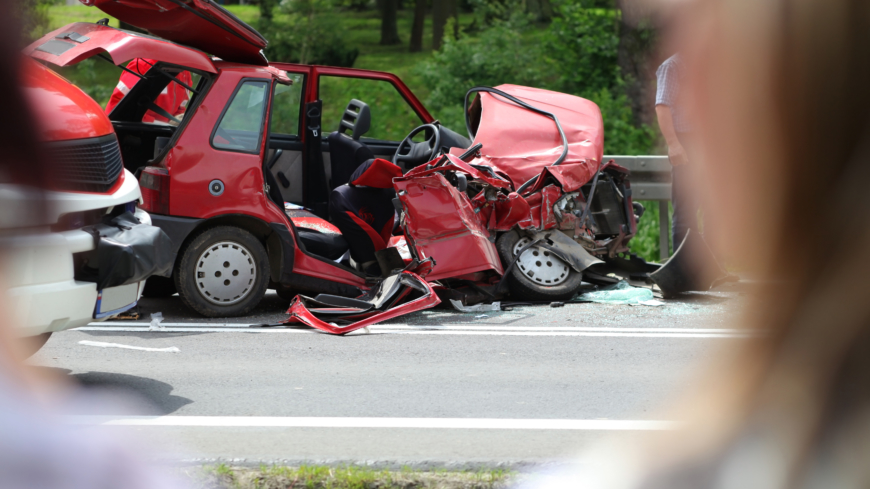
[175,226,270,317]
[141,275,177,298]
[19,332,51,357]
[496,230,584,301]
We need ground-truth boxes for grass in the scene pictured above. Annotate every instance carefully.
[184,464,515,489]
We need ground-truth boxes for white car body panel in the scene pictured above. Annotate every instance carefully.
[0,169,151,337]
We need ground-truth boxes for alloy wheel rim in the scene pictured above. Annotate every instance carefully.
[195,241,257,305]
[513,237,570,286]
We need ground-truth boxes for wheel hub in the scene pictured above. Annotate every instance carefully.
[195,241,257,305]
[512,237,570,286]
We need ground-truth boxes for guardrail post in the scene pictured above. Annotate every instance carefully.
[659,201,669,261]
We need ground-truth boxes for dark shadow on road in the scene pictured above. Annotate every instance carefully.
[71,372,193,415]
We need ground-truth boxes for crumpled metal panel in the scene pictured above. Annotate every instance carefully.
[468,84,604,187]
[280,272,440,335]
[396,173,503,281]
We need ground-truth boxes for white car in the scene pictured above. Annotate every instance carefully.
[1,58,174,353]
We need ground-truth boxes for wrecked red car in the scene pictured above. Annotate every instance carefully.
[26,2,643,321]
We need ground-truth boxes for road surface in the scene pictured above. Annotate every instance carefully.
[31,283,751,468]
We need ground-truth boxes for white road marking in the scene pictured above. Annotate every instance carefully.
[78,340,180,352]
[66,415,677,430]
[76,324,756,338]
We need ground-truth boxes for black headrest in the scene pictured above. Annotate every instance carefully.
[337,99,371,140]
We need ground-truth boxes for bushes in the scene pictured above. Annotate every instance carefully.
[416,24,551,130]
[258,0,359,66]
[414,8,655,156]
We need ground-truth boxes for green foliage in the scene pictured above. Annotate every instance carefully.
[56,58,118,108]
[545,3,619,95]
[191,464,514,489]
[270,74,306,136]
[258,0,359,66]
[591,87,656,155]
[15,0,53,45]
[630,201,672,262]
[319,76,424,140]
[415,24,551,129]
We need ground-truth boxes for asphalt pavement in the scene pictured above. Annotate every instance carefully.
[30,282,753,469]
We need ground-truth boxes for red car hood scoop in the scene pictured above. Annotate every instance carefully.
[81,0,269,66]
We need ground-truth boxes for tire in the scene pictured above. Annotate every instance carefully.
[496,230,584,301]
[19,332,51,357]
[141,275,177,298]
[175,226,270,317]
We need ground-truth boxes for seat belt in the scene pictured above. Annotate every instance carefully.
[304,100,331,219]
[148,103,182,125]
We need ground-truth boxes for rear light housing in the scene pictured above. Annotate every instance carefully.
[139,166,170,215]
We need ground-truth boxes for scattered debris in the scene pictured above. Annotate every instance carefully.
[474,314,489,319]
[269,267,441,335]
[574,281,657,305]
[449,299,501,312]
[634,299,666,307]
[149,312,165,331]
[550,301,565,307]
[78,340,179,352]
[114,310,140,320]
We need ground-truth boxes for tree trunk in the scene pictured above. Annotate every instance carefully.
[446,0,458,37]
[380,0,402,45]
[409,0,426,52]
[432,0,446,50]
[616,1,657,127]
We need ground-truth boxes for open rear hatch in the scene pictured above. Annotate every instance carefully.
[80,0,268,66]
[24,22,216,73]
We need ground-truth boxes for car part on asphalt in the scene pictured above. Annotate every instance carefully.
[272,266,440,335]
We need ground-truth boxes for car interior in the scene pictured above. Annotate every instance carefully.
[106,61,211,178]
[267,97,470,271]
[108,61,470,272]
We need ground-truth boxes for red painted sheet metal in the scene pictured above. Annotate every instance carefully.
[25,23,217,73]
[290,216,342,235]
[22,57,114,141]
[469,84,603,188]
[280,272,440,335]
[396,174,503,281]
[84,0,268,66]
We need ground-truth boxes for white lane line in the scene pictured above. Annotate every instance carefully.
[78,340,180,352]
[74,326,755,338]
[95,322,748,334]
[66,416,677,430]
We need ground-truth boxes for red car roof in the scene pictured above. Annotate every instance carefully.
[471,84,604,187]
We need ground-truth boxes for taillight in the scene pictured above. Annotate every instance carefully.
[139,166,170,215]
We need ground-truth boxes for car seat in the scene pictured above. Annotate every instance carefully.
[327,99,374,189]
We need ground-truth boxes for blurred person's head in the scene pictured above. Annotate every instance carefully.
[524,1,870,488]
[620,0,870,486]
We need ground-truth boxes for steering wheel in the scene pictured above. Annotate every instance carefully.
[393,124,441,169]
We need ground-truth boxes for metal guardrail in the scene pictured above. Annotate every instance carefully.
[604,155,672,260]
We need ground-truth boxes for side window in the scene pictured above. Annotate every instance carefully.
[270,74,305,137]
[212,80,269,153]
[319,76,423,141]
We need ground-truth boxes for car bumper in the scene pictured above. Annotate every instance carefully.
[2,207,155,338]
